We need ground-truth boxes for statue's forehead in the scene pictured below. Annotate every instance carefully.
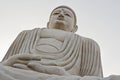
[53,7,74,13]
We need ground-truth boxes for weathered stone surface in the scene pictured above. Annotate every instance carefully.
[1,5,119,80]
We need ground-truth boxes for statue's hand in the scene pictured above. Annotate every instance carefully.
[27,61,70,75]
[12,63,32,70]
[1,54,41,67]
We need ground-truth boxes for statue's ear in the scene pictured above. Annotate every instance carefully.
[72,25,78,33]
[47,22,50,28]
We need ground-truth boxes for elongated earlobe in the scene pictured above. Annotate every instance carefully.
[47,22,50,28]
[72,25,78,33]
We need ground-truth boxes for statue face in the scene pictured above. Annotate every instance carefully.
[48,7,76,32]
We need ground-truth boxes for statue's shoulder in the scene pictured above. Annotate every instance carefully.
[18,28,41,34]
[77,35,100,48]
[21,28,41,32]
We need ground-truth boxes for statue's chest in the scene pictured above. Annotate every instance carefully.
[36,38,63,53]
[34,29,72,53]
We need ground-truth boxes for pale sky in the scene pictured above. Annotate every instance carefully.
[0,0,120,77]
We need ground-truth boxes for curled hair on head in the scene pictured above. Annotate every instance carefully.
[49,5,77,25]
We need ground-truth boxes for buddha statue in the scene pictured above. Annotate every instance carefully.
[0,6,104,80]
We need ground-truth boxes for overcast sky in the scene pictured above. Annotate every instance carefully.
[0,0,120,77]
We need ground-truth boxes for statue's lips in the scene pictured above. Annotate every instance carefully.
[57,17,64,20]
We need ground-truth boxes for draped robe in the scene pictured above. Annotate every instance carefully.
[1,28,103,80]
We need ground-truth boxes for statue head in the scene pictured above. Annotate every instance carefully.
[47,5,78,32]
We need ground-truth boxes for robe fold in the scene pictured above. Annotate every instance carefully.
[1,28,103,80]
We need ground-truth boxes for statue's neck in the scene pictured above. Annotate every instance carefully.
[53,23,66,30]
[40,28,69,42]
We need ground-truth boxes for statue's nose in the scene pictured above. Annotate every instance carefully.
[58,12,64,18]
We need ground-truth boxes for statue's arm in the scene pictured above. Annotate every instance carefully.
[2,30,28,61]
[1,54,41,70]
[80,38,103,77]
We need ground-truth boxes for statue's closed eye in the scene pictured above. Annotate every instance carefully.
[64,13,71,17]
[53,12,59,15]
